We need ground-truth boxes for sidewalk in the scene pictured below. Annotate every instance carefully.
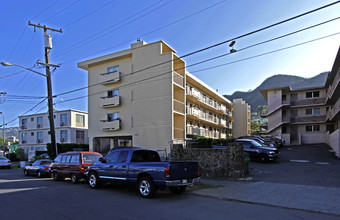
[193,178,340,216]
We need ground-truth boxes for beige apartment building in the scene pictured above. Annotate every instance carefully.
[78,40,233,155]
[260,47,340,156]
[232,98,251,138]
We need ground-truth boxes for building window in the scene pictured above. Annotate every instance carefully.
[60,130,67,142]
[306,125,320,132]
[306,91,320,98]
[306,108,320,115]
[31,117,34,121]
[60,114,67,126]
[282,94,286,101]
[21,118,27,129]
[108,112,119,121]
[76,130,85,144]
[31,132,34,136]
[290,93,298,100]
[76,114,85,127]
[37,132,43,143]
[21,133,27,143]
[37,116,43,128]
[108,89,119,98]
[108,65,119,74]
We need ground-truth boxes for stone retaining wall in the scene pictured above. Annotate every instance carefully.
[170,143,245,178]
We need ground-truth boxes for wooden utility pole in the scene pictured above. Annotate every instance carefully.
[28,21,62,157]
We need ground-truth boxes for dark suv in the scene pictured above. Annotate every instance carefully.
[235,139,280,162]
[50,152,102,183]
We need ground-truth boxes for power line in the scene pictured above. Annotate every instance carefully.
[55,30,340,105]
[29,0,59,21]
[40,0,81,22]
[55,16,340,97]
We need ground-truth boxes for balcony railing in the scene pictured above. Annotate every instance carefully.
[326,68,340,100]
[173,100,185,114]
[326,97,340,121]
[101,95,120,108]
[290,97,326,106]
[186,125,200,136]
[173,71,184,88]
[100,71,121,85]
[174,128,185,139]
[100,119,121,131]
[291,115,326,123]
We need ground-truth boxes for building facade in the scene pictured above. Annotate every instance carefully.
[232,98,251,138]
[78,40,233,155]
[260,47,340,156]
[19,110,88,160]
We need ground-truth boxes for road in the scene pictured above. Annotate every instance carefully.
[0,169,338,220]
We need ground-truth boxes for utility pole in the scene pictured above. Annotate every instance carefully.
[28,21,62,157]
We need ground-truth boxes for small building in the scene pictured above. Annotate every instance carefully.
[18,109,88,160]
[232,99,251,137]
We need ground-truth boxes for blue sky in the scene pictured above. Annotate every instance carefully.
[1,0,340,127]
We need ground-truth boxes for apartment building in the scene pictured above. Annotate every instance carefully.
[232,98,251,137]
[78,40,233,155]
[260,47,340,155]
[19,110,88,160]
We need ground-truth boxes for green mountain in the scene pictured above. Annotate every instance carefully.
[224,72,329,112]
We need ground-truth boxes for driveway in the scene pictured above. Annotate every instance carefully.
[248,144,340,187]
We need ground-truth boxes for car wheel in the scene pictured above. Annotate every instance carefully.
[37,171,42,178]
[88,172,100,189]
[53,172,60,181]
[169,186,186,194]
[138,177,156,198]
[71,174,78,184]
[258,154,268,163]
[24,169,29,176]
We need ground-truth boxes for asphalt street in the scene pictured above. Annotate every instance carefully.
[0,169,337,220]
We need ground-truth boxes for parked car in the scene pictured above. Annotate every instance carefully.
[235,139,280,162]
[50,151,102,183]
[86,147,200,198]
[0,156,11,169]
[24,159,51,177]
[238,136,276,148]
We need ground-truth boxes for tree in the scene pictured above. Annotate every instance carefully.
[251,120,260,135]
[256,105,268,116]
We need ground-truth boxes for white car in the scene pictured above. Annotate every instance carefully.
[0,156,11,169]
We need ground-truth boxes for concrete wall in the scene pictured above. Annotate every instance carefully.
[301,133,327,144]
[267,89,282,113]
[170,143,245,178]
[328,129,340,157]
[232,99,250,138]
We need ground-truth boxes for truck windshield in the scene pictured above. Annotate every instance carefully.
[131,150,161,162]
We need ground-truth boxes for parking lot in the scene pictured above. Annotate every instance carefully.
[248,144,340,187]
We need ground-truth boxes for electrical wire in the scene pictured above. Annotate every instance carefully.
[40,0,82,22]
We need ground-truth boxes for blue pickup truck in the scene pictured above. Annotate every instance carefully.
[86,147,200,198]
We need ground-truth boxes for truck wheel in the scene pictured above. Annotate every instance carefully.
[53,172,63,181]
[258,154,268,163]
[138,177,156,198]
[71,174,78,184]
[89,172,100,189]
[169,186,186,194]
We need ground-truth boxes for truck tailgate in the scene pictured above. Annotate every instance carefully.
[169,162,198,180]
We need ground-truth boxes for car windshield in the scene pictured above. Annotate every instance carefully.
[40,161,51,165]
[251,140,263,147]
[82,154,102,163]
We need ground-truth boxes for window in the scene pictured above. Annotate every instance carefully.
[60,130,67,142]
[306,108,320,115]
[21,133,27,143]
[76,114,85,127]
[60,114,67,125]
[82,154,102,163]
[76,130,85,144]
[131,150,161,162]
[117,151,129,163]
[61,155,71,163]
[108,112,119,121]
[54,155,62,163]
[37,116,43,127]
[70,155,80,163]
[108,89,119,98]
[37,132,43,143]
[31,132,34,136]
[21,118,27,129]
[306,125,320,132]
[108,65,119,74]
[282,94,286,101]
[106,151,119,162]
[290,93,298,100]
[31,117,34,121]
[306,91,320,98]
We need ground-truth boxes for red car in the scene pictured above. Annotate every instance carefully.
[50,152,102,183]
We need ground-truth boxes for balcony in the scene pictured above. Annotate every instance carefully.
[36,139,43,143]
[100,71,121,85]
[220,133,226,139]
[20,125,27,129]
[101,95,120,108]
[326,68,340,102]
[100,119,121,131]
[290,115,326,123]
[36,124,42,128]
[173,71,184,88]
[173,100,185,114]
[290,98,325,107]
[60,122,66,127]
[326,97,340,121]
[186,125,201,136]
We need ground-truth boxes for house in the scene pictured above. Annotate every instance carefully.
[260,47,340,156]
[78,40,233,155]
[18,109,88,160]
[232,98,251,137]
